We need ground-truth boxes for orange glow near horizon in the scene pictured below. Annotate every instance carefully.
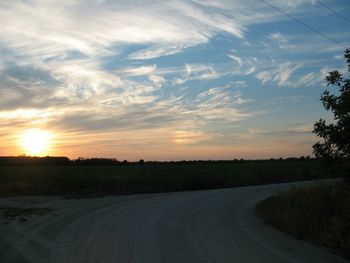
[0,127,315,160]
[20,129,53,156]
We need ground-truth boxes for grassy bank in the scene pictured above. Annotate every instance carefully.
[256,181,350,259]
[0,160,336,196]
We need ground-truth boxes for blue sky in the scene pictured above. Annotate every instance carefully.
[0,0,349,160]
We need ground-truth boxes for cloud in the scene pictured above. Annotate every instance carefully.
[243,123,314,138]
[0,0,347,159]
[0,0,319,66]
[148,75,165,88]
[128,44,195,60]
[185,64,192,75]
[295,72,321,87]
[228,53,257,75]
[0,0,250,65]
[269,32,287,43]
[0,61,66,110]
[190,84,253,123]
[286,123,313,134]
[172,63,226,85]
[274,63,301,86]
[256,71,272,84]
[0,0,257,119]
[122,65,157,76]
[173,130,211,145]
[228,54,242,68]
[256,63,302,86]
[51,61,124,100]
[38,80,254,140]
[267,32,296,50]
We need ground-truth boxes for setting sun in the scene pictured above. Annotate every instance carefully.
[21,129,52,156]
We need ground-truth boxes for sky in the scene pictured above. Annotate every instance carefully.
[0,0,349,160]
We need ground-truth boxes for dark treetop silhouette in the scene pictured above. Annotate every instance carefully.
[313,48,350,159]
[313,48,350,179]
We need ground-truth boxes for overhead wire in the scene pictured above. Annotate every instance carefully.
[317,0,350,24]
[260,0,347,49]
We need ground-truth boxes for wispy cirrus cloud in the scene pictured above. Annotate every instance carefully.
[274,63,301,86]
[172,63,226,85]
[268,32,296,50]
[228,53,257,75]
[256,63,301,87]
[0,0,246,63]
[121,65,157,76]
[0,0,349,159]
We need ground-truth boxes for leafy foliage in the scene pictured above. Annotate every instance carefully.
[313,48,350,160]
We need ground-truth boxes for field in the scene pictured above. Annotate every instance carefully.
[256,181,350,259]
[0,159,337,196]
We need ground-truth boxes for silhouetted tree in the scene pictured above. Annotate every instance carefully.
[313,48,350,180]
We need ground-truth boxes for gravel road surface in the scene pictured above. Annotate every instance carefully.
[0,180,348,263]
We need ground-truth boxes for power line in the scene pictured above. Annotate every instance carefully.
[317,0,350,24]
[260,0,347,49]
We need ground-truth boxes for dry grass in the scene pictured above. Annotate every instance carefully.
[256,181,350,259]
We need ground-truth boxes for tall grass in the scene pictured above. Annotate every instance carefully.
[0,160,336,196]
[256,181,350,259]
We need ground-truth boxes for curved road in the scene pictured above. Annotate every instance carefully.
[0,181,348,263]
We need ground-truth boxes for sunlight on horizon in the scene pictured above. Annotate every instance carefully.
[20,129,53,156]
[0,0,348,160]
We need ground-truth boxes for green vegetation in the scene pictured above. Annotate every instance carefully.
[256,49,350,259]
[313,48,350,182]
[0,159,336,196]
[313,48,350,161]
[256,181,350,259]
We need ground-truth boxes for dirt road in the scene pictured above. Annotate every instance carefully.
[0,181,348,263]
